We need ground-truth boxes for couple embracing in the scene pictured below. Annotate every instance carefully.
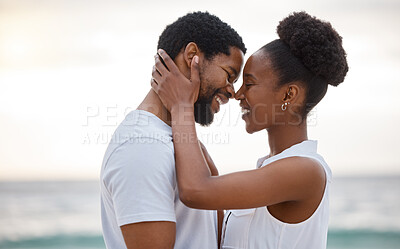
[100,11,348,249]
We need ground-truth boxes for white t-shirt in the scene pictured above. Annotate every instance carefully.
[221,140,331,249]
[100,110,218,249]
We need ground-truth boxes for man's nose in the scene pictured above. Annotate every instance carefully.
[226,84,235,99]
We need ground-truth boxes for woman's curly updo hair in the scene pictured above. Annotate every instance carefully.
[262,11,348,116]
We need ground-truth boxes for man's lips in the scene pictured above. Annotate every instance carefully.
[215,93,229,105]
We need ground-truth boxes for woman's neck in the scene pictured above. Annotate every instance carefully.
[267,121,308,157]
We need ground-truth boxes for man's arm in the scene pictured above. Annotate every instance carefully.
[121,221,175,249]
[104,138,177,248]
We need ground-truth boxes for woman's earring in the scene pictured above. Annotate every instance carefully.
[281,102,290,111]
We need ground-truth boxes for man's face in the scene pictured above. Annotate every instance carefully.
[194,47,244,126]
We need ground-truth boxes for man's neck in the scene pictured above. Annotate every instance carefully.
[137,89,172,126]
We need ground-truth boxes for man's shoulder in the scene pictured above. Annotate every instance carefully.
[104,129,174,167]
[101,110,174,176]
[101,127,176,187]
[112,110,172,146]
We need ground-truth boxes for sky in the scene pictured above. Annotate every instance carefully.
[0,0,399,180]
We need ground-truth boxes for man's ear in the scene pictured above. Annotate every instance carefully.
[183,42,200,68]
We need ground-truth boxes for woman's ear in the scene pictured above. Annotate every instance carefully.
[282,83,303,104]
[183,42,199,68]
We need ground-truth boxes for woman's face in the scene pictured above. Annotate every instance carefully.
[235,50,286,134]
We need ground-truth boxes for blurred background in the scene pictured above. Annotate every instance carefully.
[1,0,399,248]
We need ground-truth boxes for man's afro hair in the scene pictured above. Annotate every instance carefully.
[157,11,246,60]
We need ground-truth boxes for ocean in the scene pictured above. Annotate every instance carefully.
[1,176,399,249]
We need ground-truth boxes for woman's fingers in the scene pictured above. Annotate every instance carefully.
[190,56,200,86]
[152,65,161,77]
[150,77,159,93]
[154,56,168,76]
[151,68,162,85]
[151,49,199,110]
[151,64,161,91]
[157,49,179,73]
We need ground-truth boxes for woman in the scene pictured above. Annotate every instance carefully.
[151,12,348,249]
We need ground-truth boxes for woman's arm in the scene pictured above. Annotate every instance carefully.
[170,109,325,210]
[199,141,223,247]
[199,141,219,176]
[152,50,326,210]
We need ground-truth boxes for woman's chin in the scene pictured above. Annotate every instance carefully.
[245,124,256,134]
[245,122,264,134]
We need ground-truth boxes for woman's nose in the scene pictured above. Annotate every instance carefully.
[235,86,244,100]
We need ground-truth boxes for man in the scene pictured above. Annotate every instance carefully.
[100,12,246,249]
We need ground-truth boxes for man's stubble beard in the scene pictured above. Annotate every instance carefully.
[193,67,217,127]
[194,93,215,127]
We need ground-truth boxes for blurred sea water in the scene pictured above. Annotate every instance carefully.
[1,176,399,249]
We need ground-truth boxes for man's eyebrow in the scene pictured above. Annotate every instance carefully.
[228,66,238,77]
[244,73,257,80]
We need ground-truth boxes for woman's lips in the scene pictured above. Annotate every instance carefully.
[241,106,251,119]
[241,107,250,114]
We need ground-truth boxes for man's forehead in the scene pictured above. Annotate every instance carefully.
[220,49,244,68]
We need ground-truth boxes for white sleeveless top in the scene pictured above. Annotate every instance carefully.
[221,140,331,249]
